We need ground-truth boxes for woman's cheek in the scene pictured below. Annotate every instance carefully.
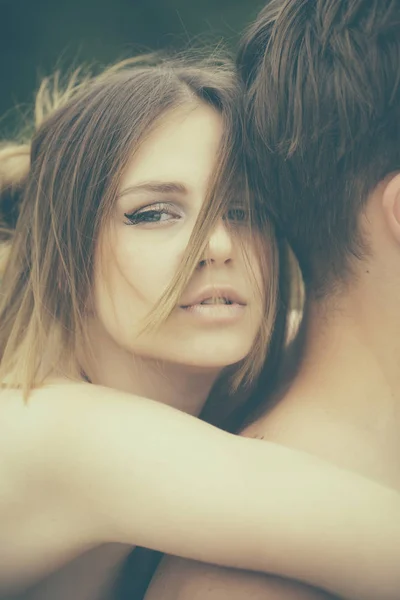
[115,223,193,301]
[117,243,179,302]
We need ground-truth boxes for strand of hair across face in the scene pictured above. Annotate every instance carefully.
[80,369,92,384]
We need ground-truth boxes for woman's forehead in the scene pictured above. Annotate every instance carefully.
[119,104,223,193]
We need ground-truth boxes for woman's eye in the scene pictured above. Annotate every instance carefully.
[225,207,249,223]
[124,204,182,226]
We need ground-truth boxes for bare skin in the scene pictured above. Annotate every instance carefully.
[2,382,400,600]
[143,327,400,600]
[143,186,400,600]
[145,558,337,600]
[4,89,400,600]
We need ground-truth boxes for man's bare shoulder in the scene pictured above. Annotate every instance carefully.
[242,392,388,484]
[142,396,381,600]
[145,557,336,600]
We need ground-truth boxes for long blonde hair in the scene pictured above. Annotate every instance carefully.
[0,53,282,399]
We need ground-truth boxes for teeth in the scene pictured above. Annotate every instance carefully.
[201,297,230,305]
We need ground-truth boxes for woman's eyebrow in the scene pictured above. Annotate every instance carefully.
[118,181,188,197]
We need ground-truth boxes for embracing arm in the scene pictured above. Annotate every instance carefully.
[38,384,400,600]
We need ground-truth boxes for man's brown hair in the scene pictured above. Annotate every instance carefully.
[238,0,400,294]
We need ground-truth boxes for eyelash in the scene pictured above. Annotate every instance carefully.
[224,208,249,223]
[123,203,249,227]
[124,202,182,226]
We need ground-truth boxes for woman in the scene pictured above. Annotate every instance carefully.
[0,56,399,600]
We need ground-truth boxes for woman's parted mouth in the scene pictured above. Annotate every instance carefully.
[180,285,247,309]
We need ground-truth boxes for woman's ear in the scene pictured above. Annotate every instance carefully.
[382,173,400,243]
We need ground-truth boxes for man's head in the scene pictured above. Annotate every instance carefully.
[238,0,400,295]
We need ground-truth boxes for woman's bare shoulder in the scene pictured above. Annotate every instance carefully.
[0,382,107,454]
[0,383,113,593]
[0,382,145,511]
[0,380,159,436]
[0,383,94,502]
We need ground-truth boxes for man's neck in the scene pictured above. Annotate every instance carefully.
[289,282,400,428]
[246,273,400,489]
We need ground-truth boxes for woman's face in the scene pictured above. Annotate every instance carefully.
[93,103,266,373]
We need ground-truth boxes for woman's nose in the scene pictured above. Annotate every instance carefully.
[198,219,233,267]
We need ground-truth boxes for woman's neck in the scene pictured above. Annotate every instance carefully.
[92,355,217,416]
[78,321,219,416]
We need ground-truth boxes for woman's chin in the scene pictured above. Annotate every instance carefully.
[175,347,251,371]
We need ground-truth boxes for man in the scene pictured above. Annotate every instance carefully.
[143,1,400,597]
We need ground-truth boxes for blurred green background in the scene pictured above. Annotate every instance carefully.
[0,0,265,137]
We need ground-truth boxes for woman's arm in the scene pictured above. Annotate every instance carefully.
[26,384,400,599]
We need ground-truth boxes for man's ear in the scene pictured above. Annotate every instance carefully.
[382,173,400,243]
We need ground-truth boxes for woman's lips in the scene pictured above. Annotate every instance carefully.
[180,300,246,323]
[180,285,246,309]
